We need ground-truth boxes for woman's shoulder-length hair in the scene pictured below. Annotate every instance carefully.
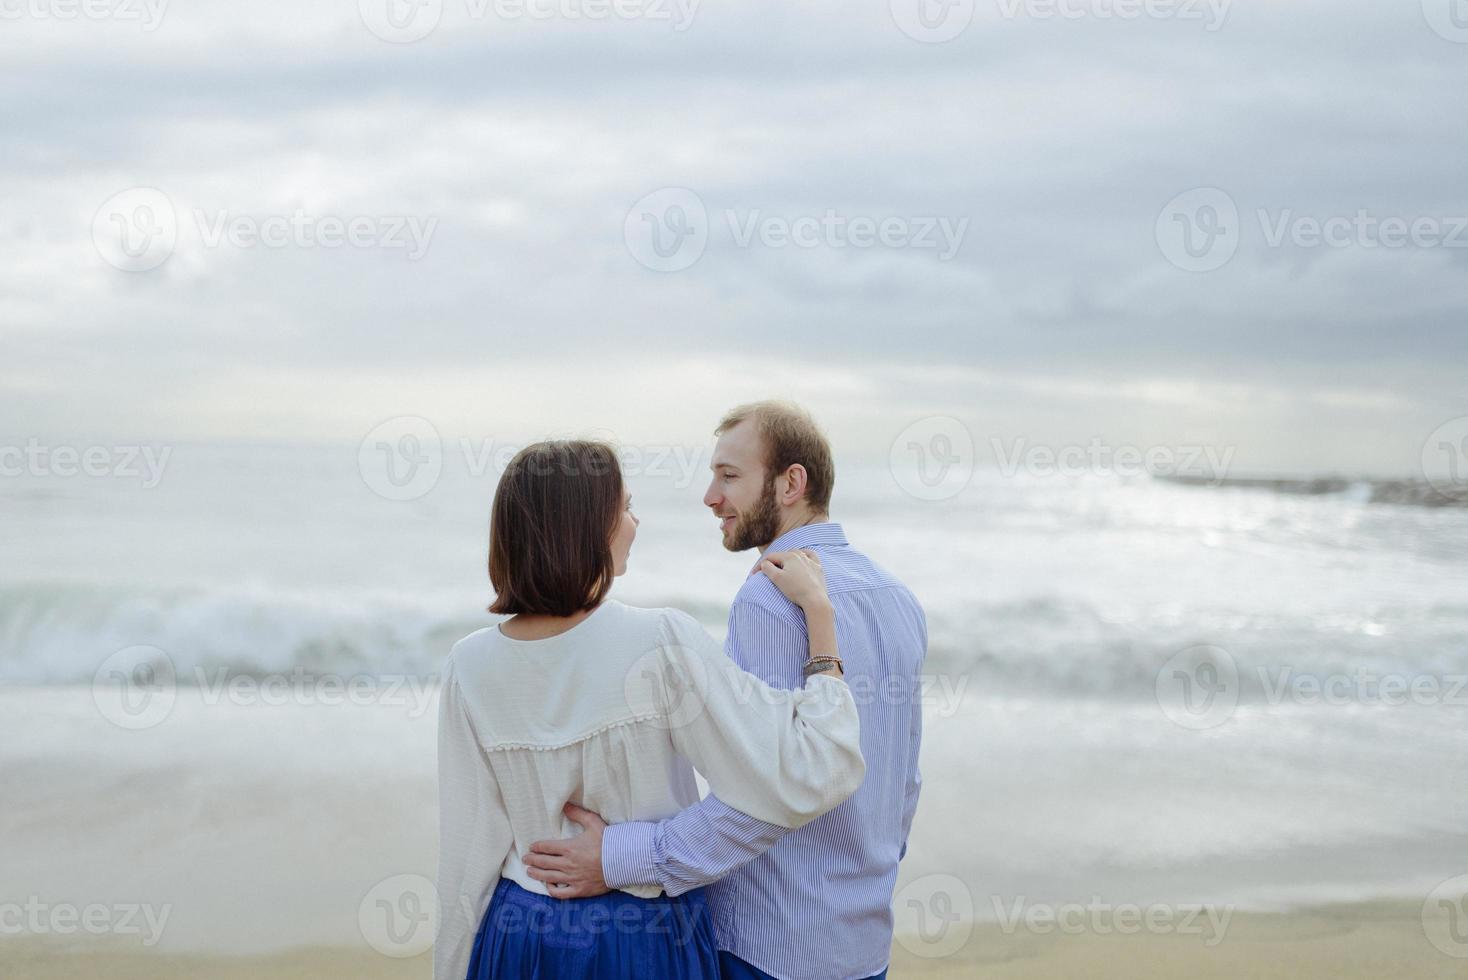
[487,439,623,618]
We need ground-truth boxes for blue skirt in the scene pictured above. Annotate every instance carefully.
[466,877,720,979]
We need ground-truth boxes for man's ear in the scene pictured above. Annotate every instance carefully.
[778,464,809,507]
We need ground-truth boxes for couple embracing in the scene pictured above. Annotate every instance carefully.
[435,401,927,980]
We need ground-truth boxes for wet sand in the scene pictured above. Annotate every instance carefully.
[5,900,1459,979]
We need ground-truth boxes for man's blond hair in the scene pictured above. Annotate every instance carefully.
[716,400,834,513]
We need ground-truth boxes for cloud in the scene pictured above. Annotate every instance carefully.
[1,0,1463,473]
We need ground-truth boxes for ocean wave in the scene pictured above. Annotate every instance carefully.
[5,582,1466,699]
[1153,474,1468,509]
[0,581,483,685]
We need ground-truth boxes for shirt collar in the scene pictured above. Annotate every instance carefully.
[763,521,847,555]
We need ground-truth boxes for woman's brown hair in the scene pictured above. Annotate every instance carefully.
[487,440,623,617]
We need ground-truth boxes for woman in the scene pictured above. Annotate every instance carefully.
[435,440,863,980]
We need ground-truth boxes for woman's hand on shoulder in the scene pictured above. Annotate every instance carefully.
[758,548,832,612]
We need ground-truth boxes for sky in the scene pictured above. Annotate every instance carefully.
[2,0,1466,475]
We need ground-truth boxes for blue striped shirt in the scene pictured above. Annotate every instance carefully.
[603,522,927,980]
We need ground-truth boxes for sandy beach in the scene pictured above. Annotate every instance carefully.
[6,679,1467,980]
[6,901,1461,979]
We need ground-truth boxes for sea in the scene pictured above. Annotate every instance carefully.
[3,441,1467,953]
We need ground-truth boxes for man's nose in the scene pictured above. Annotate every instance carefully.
[703,485,720,509]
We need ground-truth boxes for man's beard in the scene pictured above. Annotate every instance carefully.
[724,480,782,552]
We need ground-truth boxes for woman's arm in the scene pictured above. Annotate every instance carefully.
[758,549,843,678]
[654,605,864,831]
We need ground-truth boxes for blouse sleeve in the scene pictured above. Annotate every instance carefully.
[434,655,514,980]
[654,608,866,830]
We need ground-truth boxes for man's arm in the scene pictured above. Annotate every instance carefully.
[602,793,792,895]
[897,703,922,861]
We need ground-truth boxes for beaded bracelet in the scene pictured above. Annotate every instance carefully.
[802,656,844,676]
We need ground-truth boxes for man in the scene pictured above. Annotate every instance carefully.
[525,401,927,980]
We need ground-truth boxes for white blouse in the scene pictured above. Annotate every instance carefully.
[433,600,865,980]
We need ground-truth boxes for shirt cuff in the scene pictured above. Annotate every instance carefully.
[601,821,660,890]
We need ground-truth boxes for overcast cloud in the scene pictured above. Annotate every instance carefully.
[2,0,1465,473]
